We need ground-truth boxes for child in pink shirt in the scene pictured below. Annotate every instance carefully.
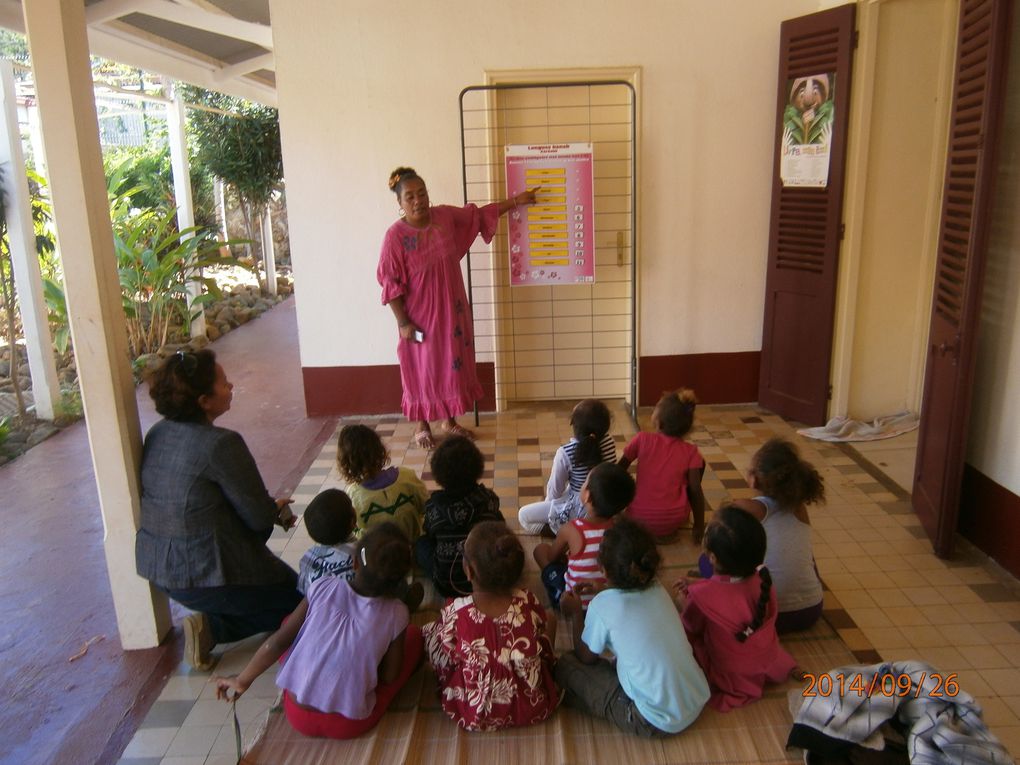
[672,505,798,712]
[620,389,707,542]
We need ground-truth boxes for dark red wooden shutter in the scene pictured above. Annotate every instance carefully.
[758,4,856,425]
[913,0,1012,556]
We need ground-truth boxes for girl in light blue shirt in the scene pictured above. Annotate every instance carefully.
[554,519,710,737]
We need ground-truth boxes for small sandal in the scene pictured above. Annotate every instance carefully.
[444,423,475,440]
[413,429,435,449]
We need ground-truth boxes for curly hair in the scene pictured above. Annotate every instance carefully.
[703,505,771,643]
[751,438,825,508]
[388,166,423,196]
[356,522,413,598]
[654,388,697,438]
[337,424,389,484]
[598,518,660,591]
[570,398,612,468]
[146,349,218,422]
[464,521,522,593]
[303,489,356,546]
[430,435,484,495]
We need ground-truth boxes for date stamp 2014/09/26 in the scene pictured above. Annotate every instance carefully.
[802,672,960,698]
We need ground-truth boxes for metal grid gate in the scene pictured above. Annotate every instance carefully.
[459,81,637,419]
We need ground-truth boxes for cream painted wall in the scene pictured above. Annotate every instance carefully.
[269,0,821,369]
[843,0,952,419]
[967,5,1020,497]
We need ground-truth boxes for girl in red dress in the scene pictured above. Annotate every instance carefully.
[423,522,559,731]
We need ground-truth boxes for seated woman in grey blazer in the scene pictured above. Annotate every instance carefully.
[136,349,301,670]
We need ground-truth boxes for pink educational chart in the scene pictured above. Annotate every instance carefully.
[505,143,595,286]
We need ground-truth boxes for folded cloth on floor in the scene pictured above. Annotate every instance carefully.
[787,661,1015,764]
[797,412,919,442]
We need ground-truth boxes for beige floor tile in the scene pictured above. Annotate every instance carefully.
[846,606,894,628]
[991,725,1020,760]
[980,669,1020,698]
[882,605,929,626]
[907,645,970,672]
[902,587,948,606]
[836,627,872,651]
[937,623,990,646]
[860,625,912,651]
[838,555,877,574]
[963,644,1017,670]
[832,589,877,608]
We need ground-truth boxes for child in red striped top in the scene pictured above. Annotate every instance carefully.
[533,463,636,615]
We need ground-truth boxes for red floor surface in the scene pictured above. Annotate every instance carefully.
[0,298,338,765]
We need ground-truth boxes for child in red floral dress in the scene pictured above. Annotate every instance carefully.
[423,522,559,731]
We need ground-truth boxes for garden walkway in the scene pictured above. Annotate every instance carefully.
[0,297,338,765]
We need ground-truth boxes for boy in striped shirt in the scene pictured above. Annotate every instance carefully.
[533,462,636,616]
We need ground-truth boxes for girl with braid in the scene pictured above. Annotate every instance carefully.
[672,505,797,712]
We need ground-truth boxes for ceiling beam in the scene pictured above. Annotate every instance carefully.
[213,52,275,83]
[0,4,276,106]
[86,0,273,49]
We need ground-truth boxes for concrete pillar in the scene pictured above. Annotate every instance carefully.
[23,0,170,649]
[164,81,205,338]
[214,177,230,256]
[260,204,277,296]
[26,101,46,176]
[0,61,61,419]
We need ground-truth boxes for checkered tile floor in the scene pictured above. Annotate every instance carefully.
[118,402,1020,764]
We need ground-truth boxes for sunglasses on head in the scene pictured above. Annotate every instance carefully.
[175,349,198,376]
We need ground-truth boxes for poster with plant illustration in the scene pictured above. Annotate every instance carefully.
[780,73,835,187]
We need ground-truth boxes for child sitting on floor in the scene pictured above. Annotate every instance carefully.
[214,523,424,739]
[337,424,427,543]
[415,435,503,597]
[423,521,559,731]
[619,388,707,542]
[297,488,357,594]
[730,438,825,633]
[533,462,635,614]
[518,398,616,535]
[673,505,798,712]
[555,518,710,738]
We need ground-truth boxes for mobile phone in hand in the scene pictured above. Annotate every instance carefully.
[414,329,425,343]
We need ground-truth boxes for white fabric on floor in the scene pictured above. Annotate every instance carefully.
[797,411,919,442]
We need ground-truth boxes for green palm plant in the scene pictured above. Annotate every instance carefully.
[114,205,241,356]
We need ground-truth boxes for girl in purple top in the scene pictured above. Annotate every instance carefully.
[377,166,537,449]
[214,523,424,739]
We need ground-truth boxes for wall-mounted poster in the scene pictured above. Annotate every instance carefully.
[505,143,595,286]
[780,73,835,188]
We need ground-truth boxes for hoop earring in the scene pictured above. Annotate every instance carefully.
[398,208,405,218]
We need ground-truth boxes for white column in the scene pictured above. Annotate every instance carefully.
[0,61,61,420]
[23,0,170,649]
[214,177,230,255]
[164,80,205,338]
[26,101,46,176]
[260,205,277,296]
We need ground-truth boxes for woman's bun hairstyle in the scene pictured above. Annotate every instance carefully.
[388,166,421,196]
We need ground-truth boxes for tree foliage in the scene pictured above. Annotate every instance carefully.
[181,85,283,216]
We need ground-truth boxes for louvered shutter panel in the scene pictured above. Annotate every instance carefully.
[758,4,856,426]
[913,0,1012,556]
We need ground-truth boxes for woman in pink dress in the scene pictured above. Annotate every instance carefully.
[672,505,798,712]
[378,167,537,448]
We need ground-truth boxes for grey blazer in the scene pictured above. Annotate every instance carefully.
[135,419,295,589]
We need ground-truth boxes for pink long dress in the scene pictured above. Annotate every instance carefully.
[377,204,498,421]
[681,572,796,712]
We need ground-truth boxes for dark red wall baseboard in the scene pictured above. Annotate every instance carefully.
[305,353,761,415]
[639,351,760,406]
[303,362,496,417]
[959,464,1020,579]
